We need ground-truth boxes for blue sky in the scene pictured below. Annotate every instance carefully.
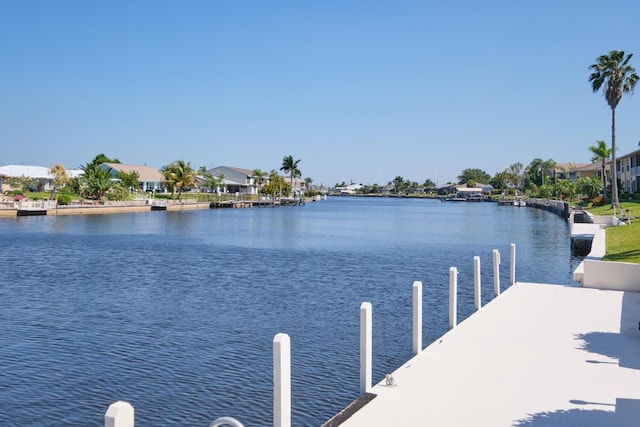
[1,1,639,187]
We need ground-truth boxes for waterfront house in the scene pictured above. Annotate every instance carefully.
[454,183,493,195]
[205,166,260,195]
[616,147,640,194]
[0,164,56,193]
[100,163,165,193]
[336,183,363,195]
[204,166,307,195]
[553,162,589,180]
[565,161,610,182]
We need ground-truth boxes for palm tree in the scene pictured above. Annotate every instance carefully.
[589,50,639,211]
[202,171,222,194]
[163,160,197,199]
[81,162,112,200]
[280,155,301,195]
[588,140,612,202]
[253,169,266,194]
[527,158,546,186]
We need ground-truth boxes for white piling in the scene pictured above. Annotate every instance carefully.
[449,267,458,328]
[510,243,516,286]
[473,256,481,310]
[360,302,372,394]
[412,281,422,354]
[104,401,134,427]
[493,249,501,296]
[273,333,291,427]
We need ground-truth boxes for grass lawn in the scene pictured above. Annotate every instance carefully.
[587,200,640,264]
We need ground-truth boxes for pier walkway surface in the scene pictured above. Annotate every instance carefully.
[340,282,640,427]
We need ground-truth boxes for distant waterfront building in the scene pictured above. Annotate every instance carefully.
[205,166,260,194]
[616,148,640,194]
[100,163,165,192]
[0,164,56,192]
[335,183,363,195]
[565,161,609,181]
[204,166,307,195]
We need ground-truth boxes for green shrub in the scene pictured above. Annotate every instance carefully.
[106,185,131,201]
[56,194,72,205]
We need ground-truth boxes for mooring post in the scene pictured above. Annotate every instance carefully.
[413,281,422,354]
[360,302,372,394]
[104,401,134,427]
[273,333,291,427]
[510,243,516,286]
[493,249,501,296]
[473,256,481,310]
[449,267,458,328]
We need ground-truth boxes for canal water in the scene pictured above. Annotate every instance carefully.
[0,197,580,426]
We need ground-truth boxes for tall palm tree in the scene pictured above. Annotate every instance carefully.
[163,160,197,199]
[589,50,639,211]
[253,169,266,194]
[280,155,301,195]
[588,140,612,202]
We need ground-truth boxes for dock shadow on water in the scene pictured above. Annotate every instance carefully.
[0,197,581,426]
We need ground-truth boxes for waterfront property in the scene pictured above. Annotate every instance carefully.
[101,162,165,193]
[0,164,56,192]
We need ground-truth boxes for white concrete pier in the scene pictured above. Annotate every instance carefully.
[339,282,640,427]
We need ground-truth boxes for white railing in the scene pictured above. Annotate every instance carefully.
[104,245,516,427]
[16,200,56,210]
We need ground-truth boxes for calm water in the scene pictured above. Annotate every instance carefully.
[0,197,579,426]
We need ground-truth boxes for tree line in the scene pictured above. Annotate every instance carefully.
[344,49,638,205]
[8,154,307,204]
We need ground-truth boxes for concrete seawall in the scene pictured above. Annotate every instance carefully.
[49,205,152,215]
[0,201,239,217]
[527,198,570,219]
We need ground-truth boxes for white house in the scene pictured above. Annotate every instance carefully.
[0,165,56,192]
[336,183,363,195]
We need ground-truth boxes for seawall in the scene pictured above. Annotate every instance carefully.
[526,198,570,219]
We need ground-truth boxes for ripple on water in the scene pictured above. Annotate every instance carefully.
[0,199,579,426]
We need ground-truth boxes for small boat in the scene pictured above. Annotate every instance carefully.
[513,197,526,207]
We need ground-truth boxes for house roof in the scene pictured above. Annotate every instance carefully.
[0,165,53,179]
[572,161,609,173]
[455,187,485,193]
[455,183,492,190]
[221,166,255,176]
[555,162,590,172]
[67,169,84,179]
[102,163,164,182]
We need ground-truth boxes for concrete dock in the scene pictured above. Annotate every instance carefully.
[339,282,640,427]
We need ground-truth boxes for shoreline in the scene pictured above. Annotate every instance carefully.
[0,201,212,217]
[0,197,314,218]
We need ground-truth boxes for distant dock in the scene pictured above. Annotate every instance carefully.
[0,197,311,218]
